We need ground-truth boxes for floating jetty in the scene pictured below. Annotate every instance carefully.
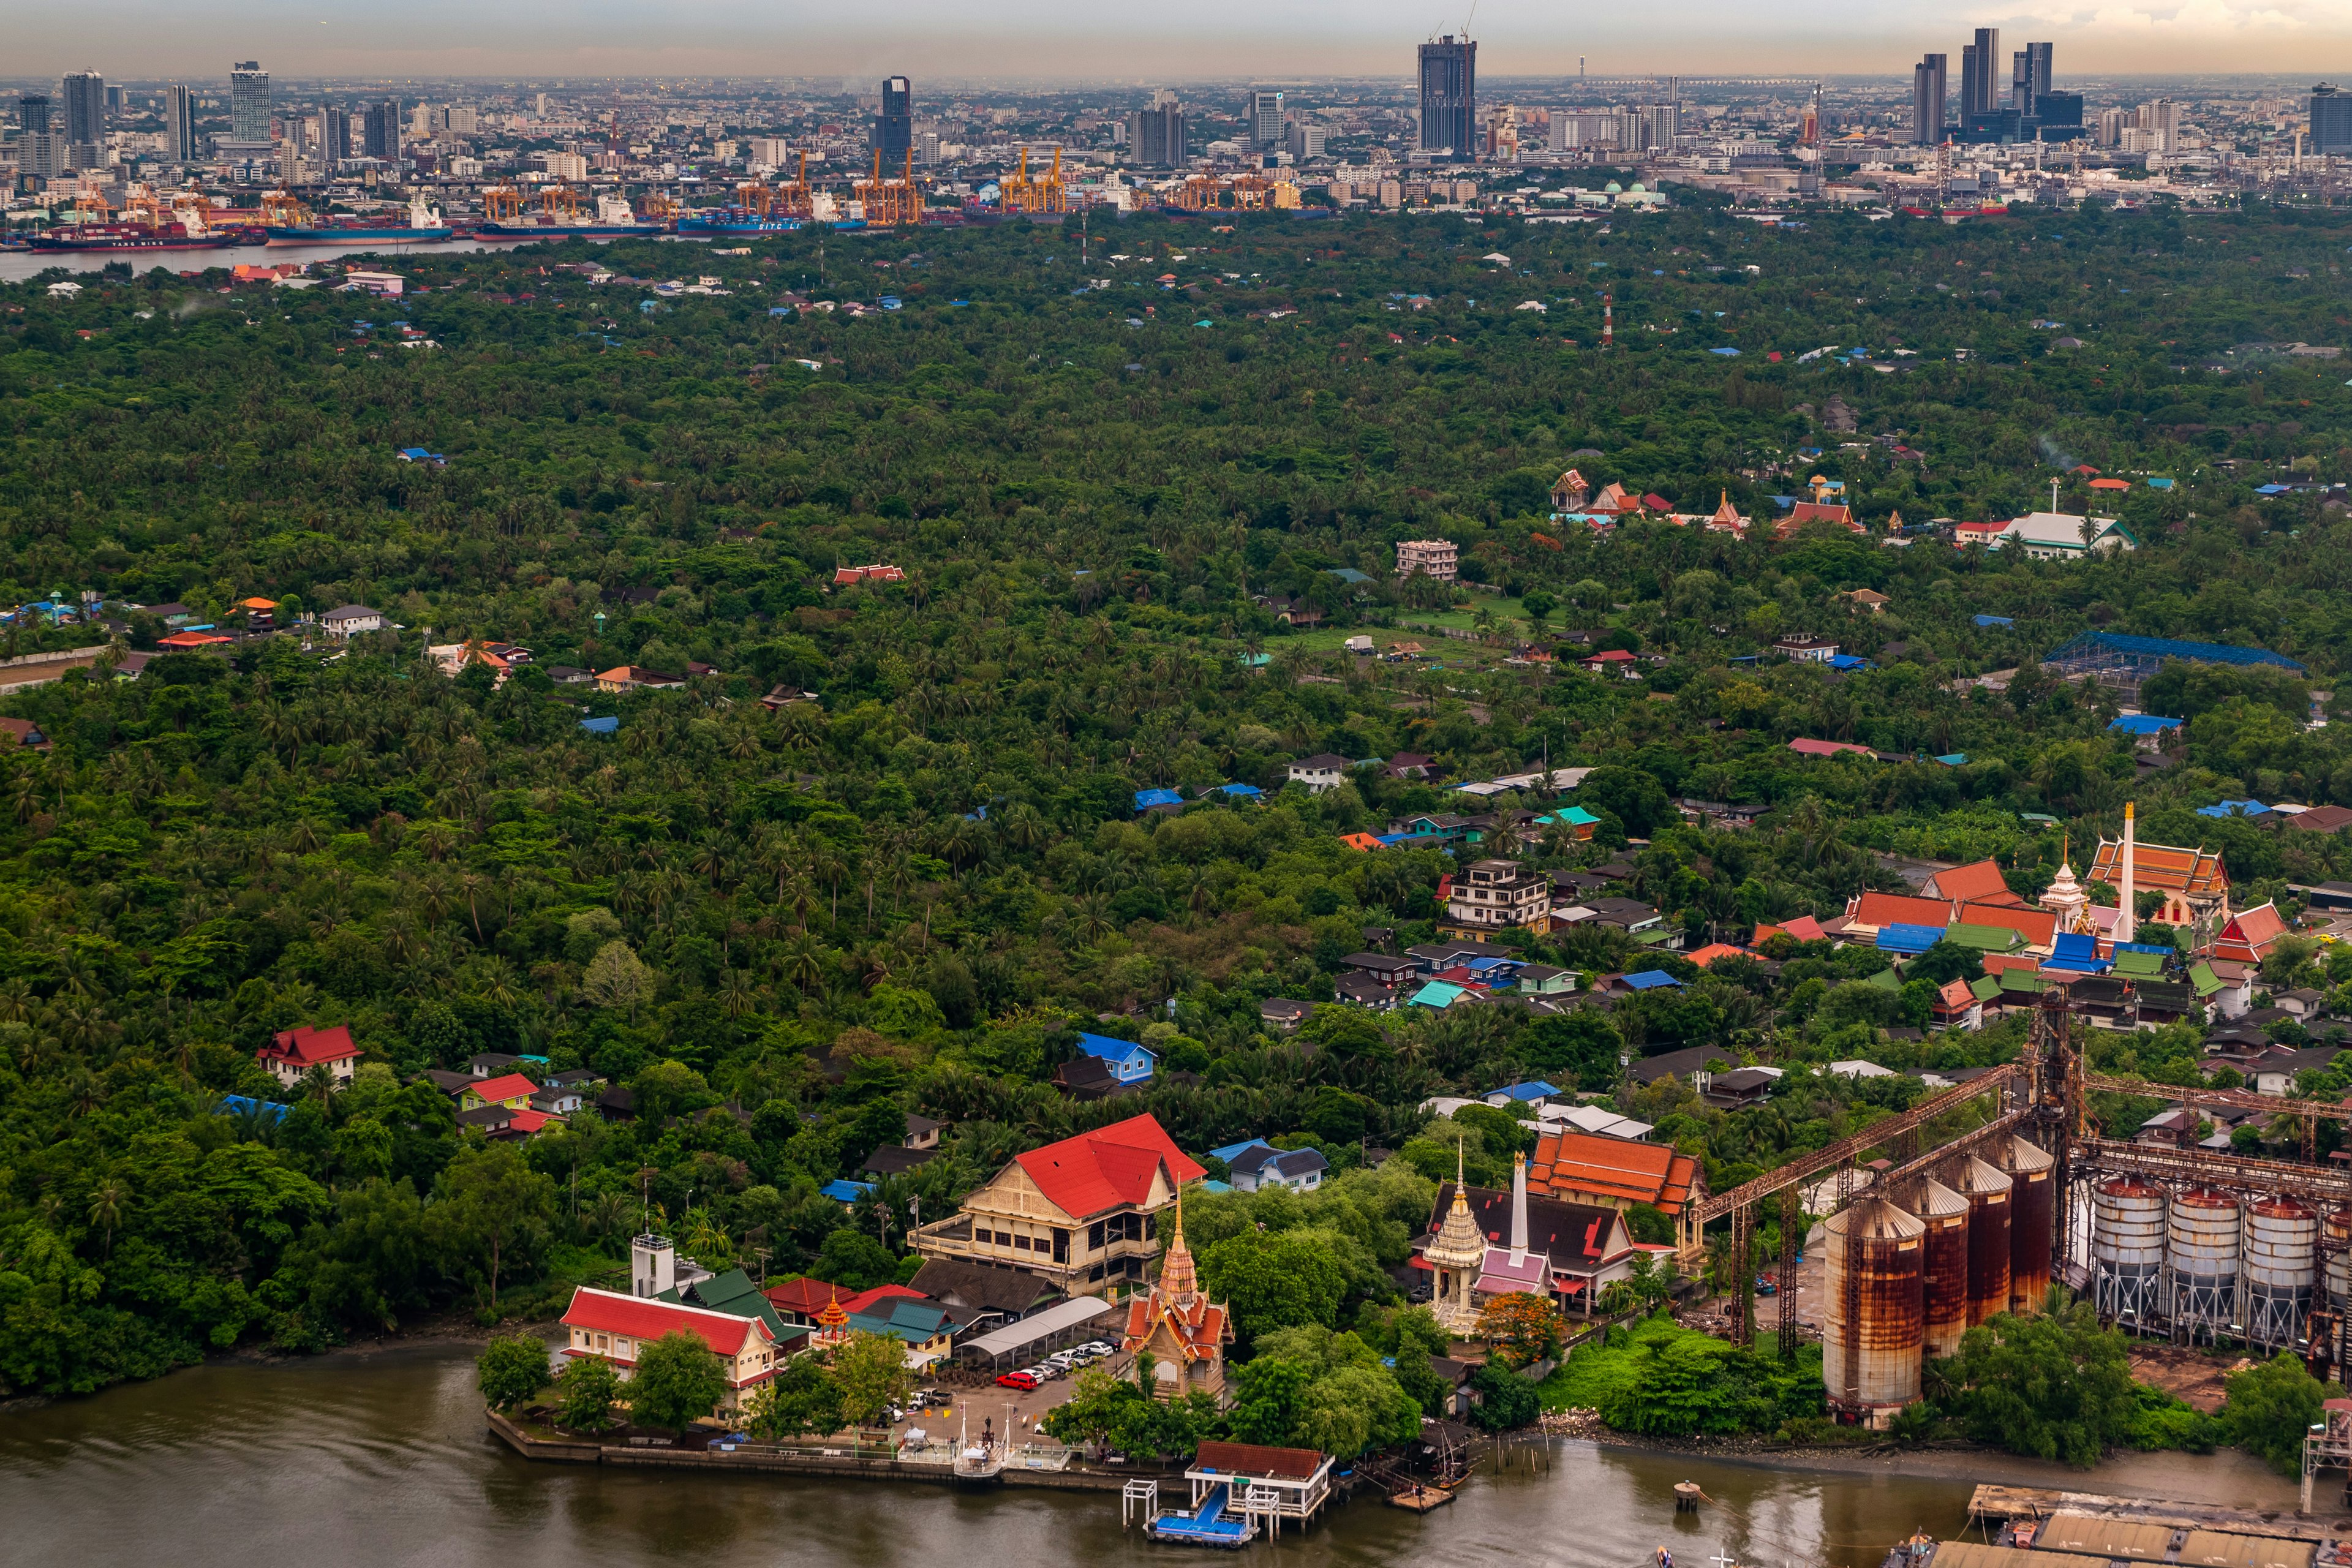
[1121,1442,1336,1548]
[1879,1485,2352,1568]
[1386,1483,1455,1513]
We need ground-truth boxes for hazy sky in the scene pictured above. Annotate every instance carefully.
[10,0,2350,81]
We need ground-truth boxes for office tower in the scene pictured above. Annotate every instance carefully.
[230,61,270,143]
[1912,54,1947,144]
[1959,28,1999,119]
[1634,102,1679,153]
[2097,105,2127,146]
[363,98,401,158]
[18,94,52,134]
[61,70,105,148]
[322,106,351,162]
[535,91,549,116]
[2034,92,2084,140]
[873,75,911,159]
[2316,84,2352,155]
[1285,120,1325,161]
[1247,89,1283,149]
[165,84,196,161]
[1128,89,1185,167]
[2016,42,2053,111]
[105,85,123,114]
[409,102,436,137]
[1417,34,1476,159]
[919,130,941,165]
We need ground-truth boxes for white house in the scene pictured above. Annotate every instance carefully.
[320,605,386,637]
[1992,512,2138,559]
[1287,753,1353,793]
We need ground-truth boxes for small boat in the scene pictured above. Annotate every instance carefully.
[1386,1483,1454,1513]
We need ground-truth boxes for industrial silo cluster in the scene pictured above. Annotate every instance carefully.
[1822,1136,2056,1425]
[2091,1177,2330,1351]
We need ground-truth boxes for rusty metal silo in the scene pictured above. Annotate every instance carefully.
[1823,1194,1926,1426]
[2245,1196,2317,1352]
[1957,1155,2013,1325]
[2092,1175,2166,1324]
[1909,1178,1972,1359]
[1999,1136,2056,1313]
[2325,1207,2352,1308]
[2168,1186,2241,1344]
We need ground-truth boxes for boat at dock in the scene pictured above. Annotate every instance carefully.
[266,195,461,247]
[478,195,664,241]
[1385,1483,1455,1513]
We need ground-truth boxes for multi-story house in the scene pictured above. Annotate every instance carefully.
[1444,858,1552,935]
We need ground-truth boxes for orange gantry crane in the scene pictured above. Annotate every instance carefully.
[775,149,814,218]
[538,184,583,221]
[853,149,923,226]
[1170,173,1298,212]
[260,187,312,226]
[481,183,527,222]
[998,146,1068,214]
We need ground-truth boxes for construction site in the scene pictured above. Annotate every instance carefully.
[1702,992,2352,1440]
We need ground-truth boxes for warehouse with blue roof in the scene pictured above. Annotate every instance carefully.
[2042,631,2304,701]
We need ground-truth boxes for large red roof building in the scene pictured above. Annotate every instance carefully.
[559,1286,783,1412]
[911,1113,1204,1297]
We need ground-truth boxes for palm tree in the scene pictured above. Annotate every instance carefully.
[87,1177,128,1257]
[782,932,832,997]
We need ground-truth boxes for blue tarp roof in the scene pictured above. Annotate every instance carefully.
[215,1095,290,1123]
[1973,614,2015,628]
[2114,941,2175,956]
[2109,714,2185,734]
[1482,1080,1561,1101]
[2146,477,2175,489]
[1825,654,1874,671]
[1621,970,1683,990]
[2198,799,2267,817]
[1213,782,1264,797]
[2045,630,2305,674]
[579,715,619,736]
[820,1179,875,1203]
[1134,788,1184,810]
[1876,922,1947,955]
[1208,1139,1275,1164]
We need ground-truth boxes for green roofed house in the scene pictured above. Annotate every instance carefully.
[1970,974,2001,1003]
[2113,949,2169,980]
[1411,980,1479,1009]
[2188,962,2226,998]
[1863,966,1902,992]
[1943,922,2024,954]
[658,1267,803,1349]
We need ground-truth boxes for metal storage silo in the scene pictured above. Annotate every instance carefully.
[1823,1194,1926,1427]
[2168,1186,2241,1344]
[2000,1136,2056,1313]
[1910,1178,1972,1359]
[2245,1196,2317,1351]
[2326,1208,2352,1307]
[1957,1156,2013,1325]
[2092,1177,2166,1324]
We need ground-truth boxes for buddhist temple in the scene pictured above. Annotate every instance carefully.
[1118,1195,1232,1401]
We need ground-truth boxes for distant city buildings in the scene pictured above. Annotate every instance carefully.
[2311,83,2351,154]
[229,60,271,144]
[1128,89,1185,167]
[164,84,196,162]
[1247,89,1283,151]
[1417,34,1476,159]
[874,75,911,160]
[1912,55,1947,145]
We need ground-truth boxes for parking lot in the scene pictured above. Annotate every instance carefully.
[891,1341,1128,1446]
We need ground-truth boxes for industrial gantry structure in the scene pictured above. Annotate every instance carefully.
[1696,990,2352,1427]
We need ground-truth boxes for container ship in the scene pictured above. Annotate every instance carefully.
[28,220,253,254]
[265,195,460,247]
[477,194,663,241]
[674,205,804,238]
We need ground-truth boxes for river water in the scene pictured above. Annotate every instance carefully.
[0,1343,2300,1568]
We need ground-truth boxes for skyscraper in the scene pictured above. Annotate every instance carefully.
[17,94,51,134]
[2316,83,2352,155]
[165,84,197,162]
[1128,90,1185,167]
[2013,42,2053,114]
[322,106,351,163]
[230,60,271,144]
[1912,54,1947,145]
[1247,89,1284,150]
[1418,34,1476,160]
[363,98,401,159]
[61,70,105,148]
[873,76,911,159]
[1959,28,1999,119]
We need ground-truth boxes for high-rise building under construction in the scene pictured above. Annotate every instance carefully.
[1417,34,1476,160]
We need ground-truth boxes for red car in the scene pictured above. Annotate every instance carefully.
[997,1370,1039,1390]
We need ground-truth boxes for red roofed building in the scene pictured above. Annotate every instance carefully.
[256,1023,362,1088]
[1119,1203,1231,1401]
[559,1286,782,1411]
[1525,1129,1706,1260]
[910,1113,1204,1295]
[1787,737,1874,759]
[1754,915,1827,944]
[1844,890,1959,933]
[1775,502,1864,538]
[1920,858,2014,907]
[761,1277,850,1325]
[1685,942,1760,968]
[158,630,233,649]
[2214,902,2287,966]
[1583,649,1640,678]
[1930,978,1983,1032]
[461,1072,541,1112]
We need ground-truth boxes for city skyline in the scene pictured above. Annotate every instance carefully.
[4,0,2351,81]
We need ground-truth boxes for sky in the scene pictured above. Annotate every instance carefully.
[9,0,2351,82]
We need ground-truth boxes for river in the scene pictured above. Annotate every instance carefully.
[0,233,714,284]
[0,1343,2300,1568]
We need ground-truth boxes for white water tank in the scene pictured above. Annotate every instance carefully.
[2091,1177,2165,1323]
[632,1233,676,1298]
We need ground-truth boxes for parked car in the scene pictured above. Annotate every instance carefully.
[1079,1340,1116,1356]
[1047,1349,1080,1366]
[1031,1361,1063,1381]
[997,1370,1038,1390]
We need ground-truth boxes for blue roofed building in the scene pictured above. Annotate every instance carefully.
[821,1178,875,1204]
[2109,714,2185,744]
[579,715,619,736]
[2198,799,2271,820]
[1480,1080,1561,1106]
[1135,787,1185,812]
[2044,631,2305,703]
[1621,970,1683,991]
[1874,922,1947,956]
[1973,614,2015,628]
[1074,1031,1158,1085]
[845,1297,960,1368]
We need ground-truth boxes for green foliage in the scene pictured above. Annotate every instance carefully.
[627,1329,731,1434]
[1930,1289,2138,1468]
[1544,1314,1822,1438]
[1469,1360,1542,1431]
[554,1352,624,1433]
[742,1352,845,1440]
[2222,1352,2338,1475]
[829,1329,915,1429]
[475,1332,553,1412]
[1041,1366,1218,1460]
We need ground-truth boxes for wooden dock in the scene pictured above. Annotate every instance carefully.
[1385,1484,1455,1513]
[1969,1485,2341,1542]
